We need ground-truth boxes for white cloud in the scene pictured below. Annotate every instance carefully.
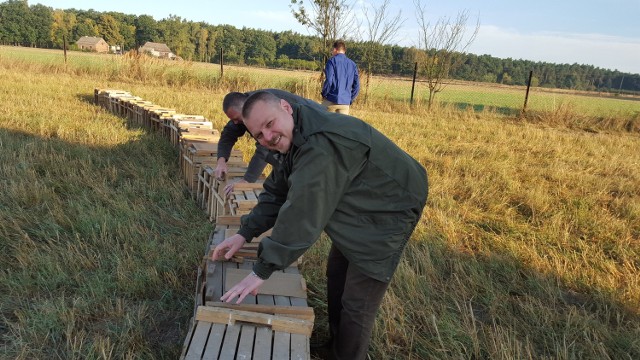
[469,25,640,74]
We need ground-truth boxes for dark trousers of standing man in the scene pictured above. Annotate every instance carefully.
[326,245,390,360]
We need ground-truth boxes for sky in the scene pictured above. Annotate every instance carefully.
[31,0,640,74]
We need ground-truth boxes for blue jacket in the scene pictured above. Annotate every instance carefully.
[321,53,360,105]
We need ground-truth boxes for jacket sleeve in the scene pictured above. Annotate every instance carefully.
[243,143,269,182]
[217,121,246,161]
[237,164,288,242]
[351,64,360,102]
[251,134,368,279]
[321,59,334,99]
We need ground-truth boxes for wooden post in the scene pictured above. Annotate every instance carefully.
[522,70,533,116]
[63,35,67,64]
[410,62,418,105]
[220,46,224,78]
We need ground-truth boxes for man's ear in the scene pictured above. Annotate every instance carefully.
[281,99,293,114]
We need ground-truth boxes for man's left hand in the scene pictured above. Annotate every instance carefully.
[223,178,248,197]
[220,273,264,304]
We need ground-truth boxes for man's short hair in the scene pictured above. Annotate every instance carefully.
[333,40,346,52]
[242,91,282,119]
[222,92,248,112]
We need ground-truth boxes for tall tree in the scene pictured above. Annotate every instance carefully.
[29,3,53,48]
[195,25,210,62]
[159,15,194,59]
[134,15,158,47]
[359,0,404,103]
[244,28,276,65]
[73,18,99,38]
[50,9,76,48]
[289,0,357,69]
[0,0,33,45]
[97,14,123,47]
[414,0,479,109]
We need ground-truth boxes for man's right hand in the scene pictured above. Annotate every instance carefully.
[214,157,228,180]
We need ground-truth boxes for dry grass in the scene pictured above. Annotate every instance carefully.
[1,47,639,359]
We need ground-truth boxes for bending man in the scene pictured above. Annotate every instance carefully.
[212,91,428,360]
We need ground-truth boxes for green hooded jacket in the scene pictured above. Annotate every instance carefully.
[237,104,428,282]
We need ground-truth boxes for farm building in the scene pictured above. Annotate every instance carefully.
[139,42,177,59]
[76,36,109,53]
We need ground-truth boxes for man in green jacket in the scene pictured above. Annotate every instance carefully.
[212,91,428,360]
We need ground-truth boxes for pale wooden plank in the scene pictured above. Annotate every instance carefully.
[204,302,314,321]
[201,323,226,360]
[179,317,196,360]
[226,269,307,298]
[236,325,256,359]
[285,267,311,360]
[184,321,211,360]
[196,306,313,336]
[236,263,256,359]
[253,294,275,360]
[218,323,241,359]
[273,294,291,359]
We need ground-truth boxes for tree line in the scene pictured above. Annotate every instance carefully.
[1,0,638,93]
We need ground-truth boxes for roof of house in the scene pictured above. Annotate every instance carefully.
[76,36,107,46]
[140,42,172,53]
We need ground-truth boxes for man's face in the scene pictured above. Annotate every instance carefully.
[245,99,294,154]
[225,106,243,125]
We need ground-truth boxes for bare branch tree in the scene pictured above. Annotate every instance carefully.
[360,0,405,103]
[290,0,358,70]
[414,0,479,109]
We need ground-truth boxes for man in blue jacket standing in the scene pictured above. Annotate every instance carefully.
[321,40,360,115]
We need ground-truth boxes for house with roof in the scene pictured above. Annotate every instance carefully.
[76,36,109,53]
[139,42,177,59]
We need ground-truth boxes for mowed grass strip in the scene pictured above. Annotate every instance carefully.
[0,48,639,359]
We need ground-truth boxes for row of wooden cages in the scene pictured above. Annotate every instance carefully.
[94,88,261,220]
[94,88,312,359]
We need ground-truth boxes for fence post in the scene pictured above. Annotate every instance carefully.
[63,35,67,64]
[220,46,224,78]
[410,62,418,105]
[521,70,533,116]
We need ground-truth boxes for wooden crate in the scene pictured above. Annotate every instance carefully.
[211,170,259,219]
[127,100,153,125]
[180,223,311,360]
[148,108,176,134]
[182,143,244,196]
[228,183,263,216]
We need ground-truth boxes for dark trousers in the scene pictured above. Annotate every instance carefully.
[326,245,390,360]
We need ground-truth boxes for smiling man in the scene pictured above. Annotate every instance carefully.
[211,91,428,360]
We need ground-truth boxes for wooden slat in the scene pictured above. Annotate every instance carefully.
[216,216,241,226]
[237,325,256,359]
[225,269,307,299]
[273,294,291,359]
[254,295,275,360]
[184,321,211,360]
[285,267,311,360]
[201,323,225,360]
[196,306,313,337]
[218,322,241,359]
[205,302,314,321]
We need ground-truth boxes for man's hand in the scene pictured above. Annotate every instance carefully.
[224,179,248,197]
[214,157,228,180]
[220,273,264,304]
[211,234,247,261]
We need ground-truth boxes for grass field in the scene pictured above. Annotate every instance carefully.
[1,46,639,359]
